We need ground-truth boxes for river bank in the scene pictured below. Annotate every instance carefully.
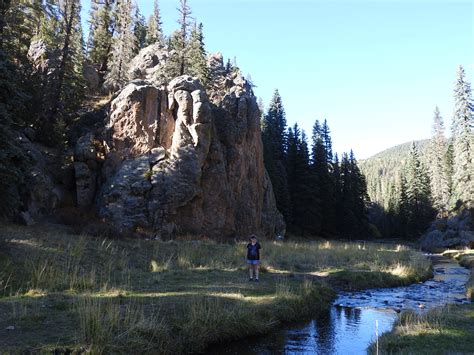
[0,224,432,353]
[213,254,470,354]
[370,251,474,354]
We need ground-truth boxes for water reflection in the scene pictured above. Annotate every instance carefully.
[208,307,396,354]
[209,256,469,354]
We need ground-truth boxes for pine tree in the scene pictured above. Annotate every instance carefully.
[88,0,115,72]
[46,0,85,132]
[451,65,473,208]
[133,6,147,53]
[427,106,450,214]
[2,0,44,65]
[397,173,409,237]
[322,119,333,164]
[145,0,164,46]
[188,22,209,86]
[349,150,369,236]
[404,142,434,238]
[164,30,185,79]
[336,151,369,239]
[261,90,290,221]
[311,119,336,236]
[176,0,192,76]
[0,48,30,217]
[104,0,135,91]
[339,153,357,239]
[286,126,320,235]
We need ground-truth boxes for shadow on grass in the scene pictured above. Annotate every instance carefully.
[0,281,335,354]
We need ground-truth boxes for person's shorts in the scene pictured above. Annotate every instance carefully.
[247,260,260,265]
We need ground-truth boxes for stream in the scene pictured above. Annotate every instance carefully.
[209,255,470,355]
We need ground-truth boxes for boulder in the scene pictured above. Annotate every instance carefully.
[27,39,57,76]
[420,209,473,251]
[83,64,100,90]
[13,133,72,222]
[128,44,168,83]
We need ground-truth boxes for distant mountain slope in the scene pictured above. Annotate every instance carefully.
[360,140,430,207]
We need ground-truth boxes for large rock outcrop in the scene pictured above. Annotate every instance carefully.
[95,68,284,239]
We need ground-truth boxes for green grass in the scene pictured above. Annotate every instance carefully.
[0,224,432,353]
[370,304,474,354]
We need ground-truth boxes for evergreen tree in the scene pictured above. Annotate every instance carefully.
[88,0,115,72]
[397,173,409,237]
[176,0,192,76]
[164,29,186,79]
[322,119,333,164]
[451,65,473,208]
[404,142,434,238]
[133,7,147,53]
[261,90,290,221]
[427,106,450,214]
[339,153,358,238]
[104,0,135,91]
[349,150,369,236]
[145,0,164,46]
[188,22,209,86]
[333,153,343,224]
[311,119,336,236]
[445,141,454,195]
[0,48,30,218]
[2,0,44,65]
[337,151,369,239]
[46,0,85,137]
[286,126,320,235]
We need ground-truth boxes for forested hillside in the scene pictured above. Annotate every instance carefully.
[360,140,430,209]
[360,67,473,240]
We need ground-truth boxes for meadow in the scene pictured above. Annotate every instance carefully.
[0,224,432,353]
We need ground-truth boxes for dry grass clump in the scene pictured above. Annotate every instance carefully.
[370,304,474,354]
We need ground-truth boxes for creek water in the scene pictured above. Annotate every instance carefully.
[208,255,470,355]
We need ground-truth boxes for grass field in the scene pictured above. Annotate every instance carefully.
[0,224,432,353]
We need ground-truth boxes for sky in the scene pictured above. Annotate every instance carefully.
[82,0,474,159]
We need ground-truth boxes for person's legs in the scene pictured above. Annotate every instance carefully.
[255,263,259,280]
[249,263,253,280]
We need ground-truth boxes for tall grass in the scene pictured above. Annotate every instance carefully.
[370,303,474,354]
[76,295,169,353]
[0,225,433,353]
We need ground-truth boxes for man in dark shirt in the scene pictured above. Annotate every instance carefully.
[246,235,261,282]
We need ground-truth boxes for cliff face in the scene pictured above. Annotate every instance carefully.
[87,56,284,239]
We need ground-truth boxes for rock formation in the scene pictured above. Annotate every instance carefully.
[420,209,474,252]
[15,45,284,239]
[95,67,285,239]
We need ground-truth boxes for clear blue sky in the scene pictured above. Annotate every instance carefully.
[82,0,473,159]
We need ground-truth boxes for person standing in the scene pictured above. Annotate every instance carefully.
[247,235,261,282]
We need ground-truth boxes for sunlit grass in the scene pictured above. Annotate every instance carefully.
[0,224,432,353]
[370,304,474,354]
